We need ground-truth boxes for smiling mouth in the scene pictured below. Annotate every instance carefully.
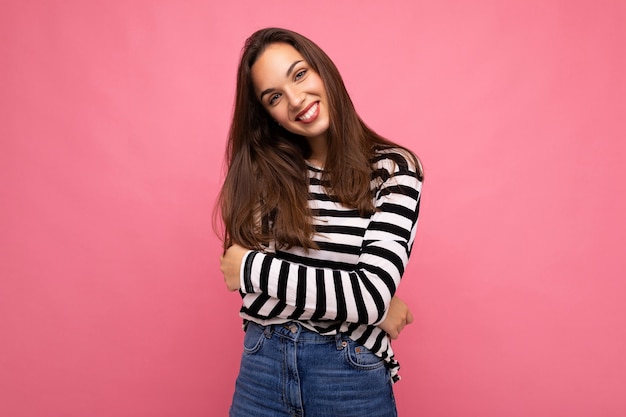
[296,102,319,123]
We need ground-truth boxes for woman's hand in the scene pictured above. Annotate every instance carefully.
[379,296,414,339]
[220,243,249,291]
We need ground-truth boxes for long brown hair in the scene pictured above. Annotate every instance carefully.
[217,27,422,251]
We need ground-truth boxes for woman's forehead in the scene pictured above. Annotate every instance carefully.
[251,43,307,89]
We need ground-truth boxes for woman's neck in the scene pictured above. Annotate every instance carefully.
[306,135,328,168]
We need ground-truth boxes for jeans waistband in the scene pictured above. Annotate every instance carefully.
[247,321,349,349]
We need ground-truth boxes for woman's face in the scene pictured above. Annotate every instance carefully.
[251,43,330,142]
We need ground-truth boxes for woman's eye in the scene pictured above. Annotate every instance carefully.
[269,93,281,105]
[295,69,307,80]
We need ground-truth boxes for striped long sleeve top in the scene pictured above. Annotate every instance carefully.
[238,148,422,382]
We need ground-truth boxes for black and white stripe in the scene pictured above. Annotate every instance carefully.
[238,148,422,382]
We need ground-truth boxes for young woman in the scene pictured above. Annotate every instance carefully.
[218,27,423,417]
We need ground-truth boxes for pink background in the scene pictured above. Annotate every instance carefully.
[1,1,625,416]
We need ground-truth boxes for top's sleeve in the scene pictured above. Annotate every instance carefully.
[239,154,422,326]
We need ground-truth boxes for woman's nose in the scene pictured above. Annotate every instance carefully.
[287,90,305,109]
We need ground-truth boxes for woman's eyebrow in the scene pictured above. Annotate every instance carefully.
[286,60,303,77]
[259,60,305,101]
[259,88,274,101]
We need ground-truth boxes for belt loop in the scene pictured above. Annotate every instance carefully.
[264,324,274,338]
[335,334,347,350]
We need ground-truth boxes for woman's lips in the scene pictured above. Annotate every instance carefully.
[296,101,319,123]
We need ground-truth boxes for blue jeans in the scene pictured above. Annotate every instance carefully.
[229,321,397,417]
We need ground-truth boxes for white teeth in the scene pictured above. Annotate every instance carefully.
[298,102,318,121]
